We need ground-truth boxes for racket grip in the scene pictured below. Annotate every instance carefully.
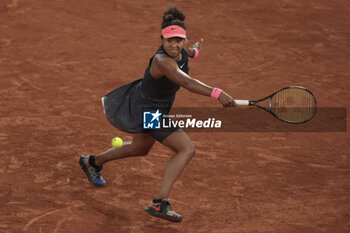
[234,100,250,106]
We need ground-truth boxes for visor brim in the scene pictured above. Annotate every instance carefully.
[162,33,186,39]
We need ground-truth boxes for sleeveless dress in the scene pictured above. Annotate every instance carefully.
[102,45,189,142]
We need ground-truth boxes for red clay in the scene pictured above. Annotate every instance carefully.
[1,0,349,232]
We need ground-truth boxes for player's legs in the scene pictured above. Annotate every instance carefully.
[157,129,195,198]
[94,133,156,166]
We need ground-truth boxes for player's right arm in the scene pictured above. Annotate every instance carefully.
[150,54,235,107]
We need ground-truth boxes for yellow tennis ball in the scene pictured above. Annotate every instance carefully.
[111,137,123,148]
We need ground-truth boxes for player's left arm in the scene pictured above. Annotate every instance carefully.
[184,38,204,57]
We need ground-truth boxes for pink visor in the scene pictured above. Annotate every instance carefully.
[161,25,186,39]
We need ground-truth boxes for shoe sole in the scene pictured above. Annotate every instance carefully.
[145,206,182,222]
[79,156,105,187]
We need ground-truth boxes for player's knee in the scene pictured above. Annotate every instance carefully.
[182,143,196,158]
[132,145,151,156]
[135,148,151,156]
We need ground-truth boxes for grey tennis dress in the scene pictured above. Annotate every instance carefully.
[102,45,189,142]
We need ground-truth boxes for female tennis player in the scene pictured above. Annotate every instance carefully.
[79,6,235,222]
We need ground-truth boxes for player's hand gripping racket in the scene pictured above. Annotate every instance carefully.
[234,86,317,123]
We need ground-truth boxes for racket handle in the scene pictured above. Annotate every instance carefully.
[234,100,250,106]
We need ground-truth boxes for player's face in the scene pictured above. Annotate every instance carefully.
[162,37,185,59]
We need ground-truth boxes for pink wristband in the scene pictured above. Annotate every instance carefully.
[211,88,222,99]
[193,48,199,58]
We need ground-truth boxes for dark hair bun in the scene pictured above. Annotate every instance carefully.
[163,6,185,23]
[162,6,186,29]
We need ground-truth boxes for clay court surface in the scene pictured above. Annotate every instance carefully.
[1,0,349,232]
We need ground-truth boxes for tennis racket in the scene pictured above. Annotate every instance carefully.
[234,86,317,123]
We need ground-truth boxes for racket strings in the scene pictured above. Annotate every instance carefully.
[272,88,316,123]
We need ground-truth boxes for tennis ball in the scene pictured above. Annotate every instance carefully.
[111,137,123,148]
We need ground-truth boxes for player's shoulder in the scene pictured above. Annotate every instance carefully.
[153,53,176,67]
[154,52,170,61]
